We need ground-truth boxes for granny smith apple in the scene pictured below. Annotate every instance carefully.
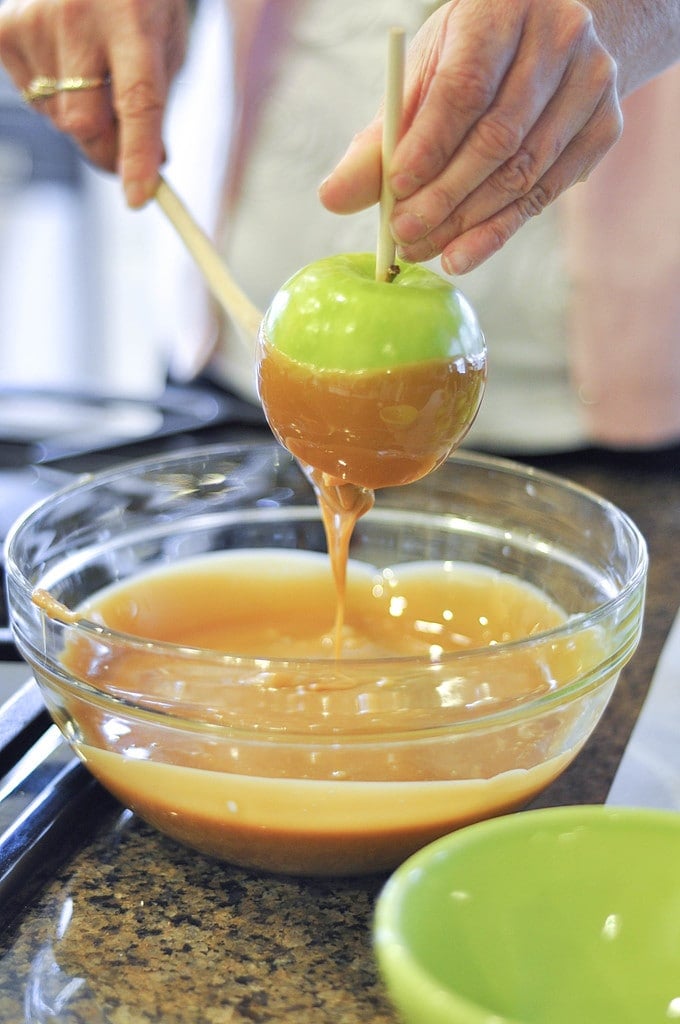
[259,252,484,372]
[256,251,486,490]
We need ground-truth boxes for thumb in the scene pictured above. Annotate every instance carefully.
[318,123,383,214]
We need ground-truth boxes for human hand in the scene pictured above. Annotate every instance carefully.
[0,0,189,207]
[319,0,623,274]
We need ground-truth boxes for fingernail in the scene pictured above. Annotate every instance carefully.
[392,211,429,245]
[390,171,421,200]
[442,250,473,275]
[124,179,151,208]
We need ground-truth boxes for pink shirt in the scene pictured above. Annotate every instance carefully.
[564,64,680,447]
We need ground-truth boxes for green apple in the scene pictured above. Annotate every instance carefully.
[259,252,485,371]
[257,251,487,490]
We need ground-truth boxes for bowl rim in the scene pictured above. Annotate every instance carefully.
[4,443,648,703]
[373,805,680,1024]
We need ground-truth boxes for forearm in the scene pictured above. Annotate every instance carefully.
[586,0,680,96]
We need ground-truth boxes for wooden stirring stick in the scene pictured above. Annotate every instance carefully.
[376,26,406,283]
[154,175,263,355]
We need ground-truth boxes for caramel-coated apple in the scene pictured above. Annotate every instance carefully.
[256,252,486,490]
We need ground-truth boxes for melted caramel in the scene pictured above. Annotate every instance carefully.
[257,344,486,490]
[258,338,486,654]
[55,553,604,875]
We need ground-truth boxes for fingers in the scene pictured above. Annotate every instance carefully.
[0,0,56,92]
[0,0,188,208]
[398,51,622,269]
[389,1,525,206]
[321,0,623,272]
[52,0,118,173]
[319,0,521,219]
[318,122,383,214]
[0,0,118,169]
[391,1,621,268]
[390,8,578,251]
[437,91,621,276]
[107,39,168,206]
[438,101,621,275]
[106,1,188,206]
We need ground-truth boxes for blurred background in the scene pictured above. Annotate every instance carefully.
[0,65,166,397]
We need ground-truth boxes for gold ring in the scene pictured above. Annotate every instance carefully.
[22,74,110,103]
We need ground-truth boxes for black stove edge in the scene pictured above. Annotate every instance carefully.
[0,729,117,930]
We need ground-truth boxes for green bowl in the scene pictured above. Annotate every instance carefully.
[374,806,680,1024]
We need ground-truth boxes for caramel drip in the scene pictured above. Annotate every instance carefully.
[302,465,374,658]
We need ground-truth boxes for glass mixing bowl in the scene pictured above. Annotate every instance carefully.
[4,444,647,876]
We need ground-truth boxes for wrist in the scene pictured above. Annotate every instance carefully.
[584,0,680,96]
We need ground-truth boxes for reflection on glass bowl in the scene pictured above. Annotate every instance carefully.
[5,444,647,876]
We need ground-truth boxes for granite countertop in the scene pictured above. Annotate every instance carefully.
[0,811,393,1023]
[0,443,678,1023]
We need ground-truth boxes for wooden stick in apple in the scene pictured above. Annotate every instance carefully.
[376,27,406,284]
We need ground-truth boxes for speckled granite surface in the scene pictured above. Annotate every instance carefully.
[0,809,393,1023]
[0,444,678,1023]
